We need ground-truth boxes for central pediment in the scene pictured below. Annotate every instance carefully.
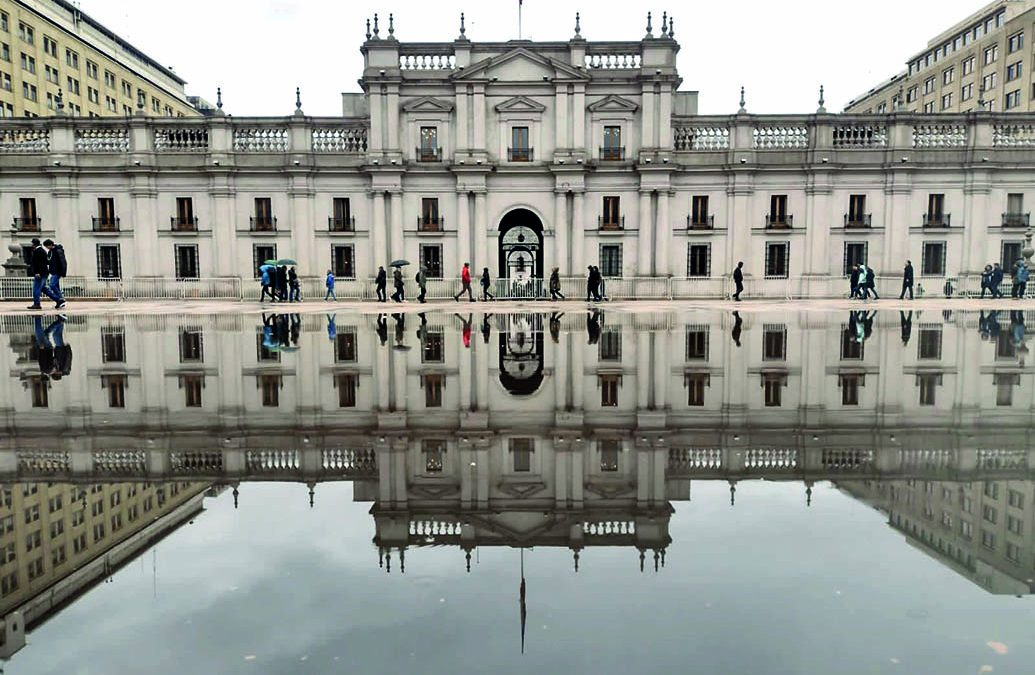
[452,47,589,83]
[494,95,547,114]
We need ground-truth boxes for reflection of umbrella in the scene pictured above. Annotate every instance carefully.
[390,259,411,268]
[392,345,412,352]
[276,258,298,266]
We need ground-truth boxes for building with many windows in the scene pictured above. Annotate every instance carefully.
[0,13,1034,294]
[846,0,1035,114]
[0,0,200,118]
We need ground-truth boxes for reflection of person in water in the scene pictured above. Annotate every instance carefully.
[986,310,1002,341]
[731,312,742,347]
[376,314,389,346]
[392,313,406,347]
[327,314,337,341]
[900,311,913,346]
[454,313,473,349]
[481,314,493,345]
[262,313,278,350]
[415,312,428,343]
[290,314,301,346]
[587,310,601,345]
[549,312,563,344]
[1010,311,1027,348]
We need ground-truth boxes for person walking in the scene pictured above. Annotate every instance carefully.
[260,265,276,302]
[454,263,474,302]
[27,238,60,310]
[391,266,405,302]
[324,270,337,301]
[732,311,743,347]
[991,263,1005,298]
[276,265,289,302]
[480,267,495,301]
[288,267,301,303]
[327,313,337,341]
[1015,262,1029,299]
[980,265,994,299]
[849,264,861,299]
[415,266,428,304]
[900,310,913,346]
[865,265,879,300]
[900,260,914,300]
[732,261,745,302]
[44,240,67,309]
[375,266,388,302]
[549,267,565,300]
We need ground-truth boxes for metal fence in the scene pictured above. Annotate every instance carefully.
[1,275,1032,302]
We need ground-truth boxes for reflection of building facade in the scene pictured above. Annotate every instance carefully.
[1,15,1035,293]
[0,480,210,659]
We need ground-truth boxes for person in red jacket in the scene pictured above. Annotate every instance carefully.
[453,262,475,302]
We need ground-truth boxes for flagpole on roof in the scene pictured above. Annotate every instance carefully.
[518,0,523,40]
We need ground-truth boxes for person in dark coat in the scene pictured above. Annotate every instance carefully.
[391,267,405,302]
[480,268,495,301]
[375,266,388,302]
[849,265,861,299]
[732,261,744,302]
[587,309,601,344]
[991,263,1005,298]
[900,261,914,300]
[980,265,993,298]
[27,238,60,310]
[375,314,389,345]
[900,310,913,345]
[288,267,300,303]
[731,311,743,347]
[44,240,67,309]
[549,268,564,300]
[276,266,288,302]
[864,266,879,300]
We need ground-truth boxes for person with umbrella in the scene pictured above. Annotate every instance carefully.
[375,266,388,302]
[260,263,276,302]
[276,265,288,302]
[390,261,406,302]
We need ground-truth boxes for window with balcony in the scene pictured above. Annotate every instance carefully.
[252,198,275,231]
[600,244,622,278]
[174,244,199,279]
[509,126,532,161]
[921,241,946,276]
[690,195,712,229]
[332,244,355,278]
[685,372,709,406]
[336,374,358,408]
[599,375,621,407]
[422,374,445,408]
[602,125,623,160]
[1004,194,1027,227]
[179,329,204,363]
[16,197,39,231]
[767,195,790,228]
[94,197,118,231]
[600,196,622,230]
[924,194,948,227]
[418,126,440,162]
[843,242,867,276]
[687,244,711,277]
[686,327,709,360]
[419,198,441,231]
[330,197,353,231]
[846,194,869,228]
[764,242,790,279]
[169,197,196,231]
[423,440,446,474]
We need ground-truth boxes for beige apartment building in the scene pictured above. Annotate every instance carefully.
[846,0,1035,114]
[0,0,198,118]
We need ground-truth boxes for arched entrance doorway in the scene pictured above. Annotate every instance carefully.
[498,313,545,397]
[498,209,544,281]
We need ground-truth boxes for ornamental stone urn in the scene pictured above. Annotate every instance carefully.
[3,243,27,277]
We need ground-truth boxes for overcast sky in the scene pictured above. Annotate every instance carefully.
[80,0,985,116]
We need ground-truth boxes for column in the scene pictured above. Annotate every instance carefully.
[655,190,670,276]
[637,191,653,276]
[474,192,487,271]
[389,192,403,262]
[459,338,473,411]
[805,188,832,276]
[652,332,668,410]
[636,332,650,409]
[658,87,673,149]
[962,183,989,275]
[130,188,159,278]
[456,191,470,272]
[572,192,586,274]
[572,85,586,152]
[456,87,469,153]
[368,92,383,154]
[212,193,235,277]
[553,191,567,274]
[554,85,568,151]
[386,85,400,152]
[641,85,655,150]
[572,330,585,410]
[372,192,386,272]
[473,85,486,151]
[553,331,569,409]
[475,334,489,410]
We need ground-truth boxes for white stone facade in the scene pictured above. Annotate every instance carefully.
[1,16,1035,297]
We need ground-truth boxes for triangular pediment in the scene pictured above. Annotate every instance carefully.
[453,47,589,83]
[496,480,548,498]
[587,94,639,113]
[409,482,461,498]
[401,96,455,113]
[584,481,635,499]
[494,95,547,114]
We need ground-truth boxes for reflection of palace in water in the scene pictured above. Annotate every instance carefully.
[1,310,1035,659]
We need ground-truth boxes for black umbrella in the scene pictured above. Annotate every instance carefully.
[390,259,411,268]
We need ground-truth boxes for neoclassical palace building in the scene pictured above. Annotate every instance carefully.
[1,13,1035,296]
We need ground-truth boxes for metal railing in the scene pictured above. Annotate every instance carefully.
[416,147,442,162]
[329,216,357,232]
[923,213,951,228]
[171,216,200,232]
[12,217,41,232]
[599,146,626,161]
[91,217,120,232]
[507,147,534,162]
[844,214,872,228]
[598,216,625,230]
[250,216,278,232]
[1002,213,1030,228]
[687,215,714,230]
[417,217,444,232]
[765,214,793,229]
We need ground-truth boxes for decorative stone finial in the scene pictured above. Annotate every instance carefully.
[573,549,580,573]
[373,13,380,38]
[308,482,315,508]
[388,12,394,37]
[216,87,223,110]
[365,18,371,40]
[729,481,737,506]
[806,484,813,507]
[465,549,472,572]
[817,84,826,113]
[294,87,303,115]
[645,11,653,37]
[639,549,645,573]
[55,88,65,116]
[1022,228,1034,266]
[738,86,747,114]
[232,485,239,509]
[574,12,581,37]
[661,11,668,36]
[459,12,466,37]
[669,16,675,38]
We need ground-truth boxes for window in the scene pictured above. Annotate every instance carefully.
[420,244,442,279]
[93,523,105,542]
[942,67,954,85]
[847,194,867,226]
[921,242,946,276]
[763,325,787,360]
[183,375,203,407]
[334,329,357,362]
[18,22,33,45]
[104,374,127,408]
[174,197,195,230]
[599,330,622,362]
[600,244,622,278]
[0,42,8,62]
[104,70,116,87]
[984,44,998,65]
[602,125,622,160]
[336,373,358,408]
[24,505,39,525]
[601,196,621,228]
[1008,489,1024,509]
[151,96,160,113]
[422,374,444,407]
[763,374,785,407]
[981,530,995,551]
[918,326,942,359]
[331,197,352,231]
[941,93,953,110]
[86,60,98,79]
[961,83,973,102]
[105,96,117,112]
[1006,61,1023,82]
[599,439,621,472]
[690,195,711,228]
[962,56,975,76]
[769,195,789,227]
[1005,89,1022,109]
[1,572,17,596]
[20,52,34,73]
[422,440,446,473]
[175,245,199,279]
[253,198,274,230]
[764,242,789,278]
[995,373,1019,406]
[687,244,711,277]
[923,101,934,114]
[906,86,918,103]
[925,194,946,227]
[918,373,942,406]
[686,372,709,406]
[43,35,57,57]
[0,12,7,32]
[95,197,117,229]
[511,438,534,472]
[982,72,998,92]
[843,242,867,276]
[417,198,444,233]
[260,375,281,407]
[983,504,998,524]
[924,77,935,94]
[510,126,531,161]
[422,330,444,363]
[65,48,78,69]
[88,86,99,104]
[840,374,862,406]
[332,245,355,278]
[252,244,275,278]
[686,327,708,360]
[418,126,439,161]
[121,80,131,97]
[97,244,121,279]
[179,329,204,362]
[1007,31,1023,53]
[599,374,621,407]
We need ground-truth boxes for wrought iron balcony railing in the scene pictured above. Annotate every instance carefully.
[250,216,277,232]
[687,214,714,230]
[1002,212,1030,227]
[598,215,625,231]
[507,147,534,162]
[416,146,442,162]
[171,216,199,232]
[92,217,120,232]
[844,214,872,228]
[12,217,41,232]
[923,213,951,228]
[418,216,444,232]
[766,214,793,229]
[329,216,356,232]
[600,146,626,161]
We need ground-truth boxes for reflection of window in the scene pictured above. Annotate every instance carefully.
[994,373,1019,406]
[917,373,942,406]
[841,328,863,360]
[599,439,620,472]
[685,372,709,406]
[599,374,621,407]
[763,325,787,360]
[422,330,444,363]
[423,440,446,473]
[335,330,357,362]
[101,328,125,363]
[182,375,203,407]
[336,373,358,408]
[918,327,942,359]
[422,374,444,408]
[686,328,708,360]
[256,330,280,362]
[599,331,621,362]
[511,438,534,472]
[30,376,48,408]
[763,373,785,407]
[840,374,863,406]
[260,374,281,407]
[103,374,127,408]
